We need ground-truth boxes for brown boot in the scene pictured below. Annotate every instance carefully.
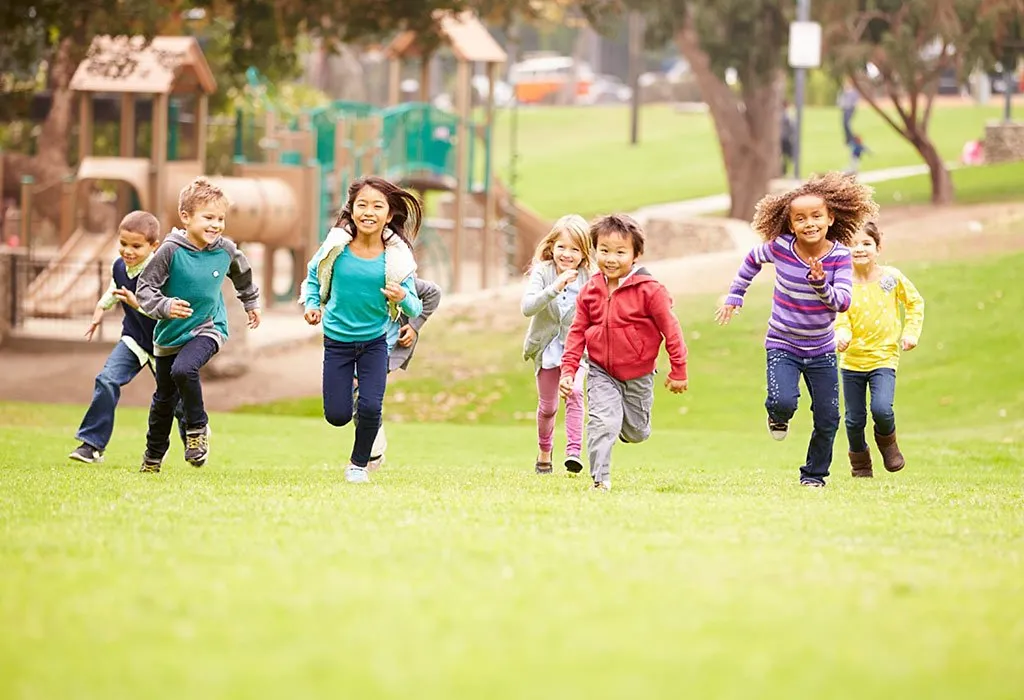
[849,449,873,478]
[874,429,905,472]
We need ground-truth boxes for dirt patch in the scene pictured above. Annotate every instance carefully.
[2,202,1022,412]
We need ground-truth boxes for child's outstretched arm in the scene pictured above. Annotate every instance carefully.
[137,243,191,320]
[559,296,590,398]
[225,241,261,329]
[897,271,925,350]
[834,310,853,352]
[649,285,688,389]
[86,273,120,340]
[716,243,773,324]
[807,252,853,312]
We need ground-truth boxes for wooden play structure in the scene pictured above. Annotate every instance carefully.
[23,35,321,317]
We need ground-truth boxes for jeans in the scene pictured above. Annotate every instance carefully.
[77,340,184,451]
[535,366,585,455]
[841,368,897,452]
[766,349,840,483]
[146,336,219,459]
[323,334,388,468]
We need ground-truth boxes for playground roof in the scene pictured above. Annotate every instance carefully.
[70,35,217,95]
[388,12,507,64]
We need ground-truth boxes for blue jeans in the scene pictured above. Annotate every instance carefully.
[841,368,897,452]
[146,336,219,459]
[77,341,184,450]
[323,334,388,468]
[766,349,840,483]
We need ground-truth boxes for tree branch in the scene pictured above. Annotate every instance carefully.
[850,72,910,140]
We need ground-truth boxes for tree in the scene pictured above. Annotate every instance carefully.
[584,0,791,220]
[820,0,1024,204]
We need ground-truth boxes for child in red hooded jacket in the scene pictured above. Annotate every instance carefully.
[560,214,689,491]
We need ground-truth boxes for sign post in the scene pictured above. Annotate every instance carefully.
[788,6,821,180]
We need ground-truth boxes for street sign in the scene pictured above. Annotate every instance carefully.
[789,21,822,68]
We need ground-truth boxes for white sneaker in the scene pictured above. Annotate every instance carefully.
[592,480,611,491]
[345,465,369,483]
[767,417,789,441]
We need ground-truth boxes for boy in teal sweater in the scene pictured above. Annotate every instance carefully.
[136,177,261,472]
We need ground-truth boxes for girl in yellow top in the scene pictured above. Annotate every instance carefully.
[835,222,924,477]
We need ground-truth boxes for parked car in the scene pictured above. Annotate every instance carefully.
[582,74,632,104]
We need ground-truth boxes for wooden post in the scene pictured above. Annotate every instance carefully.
[20,176,33,255]
[482,61,498,290]
[263,245,276,304]
[420,54,431,103]
[78,93,94,163]
[119,94,135,219]
[453,59,470,293]
[150,93,169,227]
[264,111,279,164]
[196,94,209,168]
[388,58,401,106]
[60,175,76,244]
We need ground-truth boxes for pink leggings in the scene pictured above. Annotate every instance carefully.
[536,366,585,455]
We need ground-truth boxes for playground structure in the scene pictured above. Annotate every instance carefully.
[13,13,552,333]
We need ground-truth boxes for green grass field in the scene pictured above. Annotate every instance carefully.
[490,103,1010,217]
[2,251,1022,697]
[872,160,1024,207]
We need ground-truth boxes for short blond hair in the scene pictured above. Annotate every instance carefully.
[178,176,228,216]
[531,214,593,271]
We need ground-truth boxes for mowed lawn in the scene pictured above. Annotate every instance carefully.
[2,253,1023,698]
[491,103,1008,217]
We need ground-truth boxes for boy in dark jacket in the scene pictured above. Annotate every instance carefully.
[560,214,689,491]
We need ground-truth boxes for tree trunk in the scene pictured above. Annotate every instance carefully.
[909,128,954,204]
[675,21,780,221]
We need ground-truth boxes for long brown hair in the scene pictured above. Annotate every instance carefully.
[334,176,423,247]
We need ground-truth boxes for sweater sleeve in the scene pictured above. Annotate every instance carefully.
[649,285,688,381]
[808,249,853,312]
[302,248,324,310]
[225,241,261,312]
[136,243,177,320]
[725,243,774,307]
[896,270,925,343]
[521,265,558,317]
[98,276,119,310]
[560,292,590,379]
[398,275,422,318]
[408,278,441,332]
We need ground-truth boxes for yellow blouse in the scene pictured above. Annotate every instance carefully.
[834,266,924,372]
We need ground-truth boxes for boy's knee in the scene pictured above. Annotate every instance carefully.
[169,362,197,385]
[766,395,798,417]
[356,404,382,424]
[324,405,353,427]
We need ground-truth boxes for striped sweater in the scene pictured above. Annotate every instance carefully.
[725,234,853,357]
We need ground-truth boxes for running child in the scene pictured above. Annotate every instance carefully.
[522,214,593,475]
[302,176,422,484]
[136,177,261,473]
[560,214,689,491]
[835,221,924,477]
[715,172,878,487]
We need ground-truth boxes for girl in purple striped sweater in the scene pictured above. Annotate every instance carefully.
[716,173,879,487]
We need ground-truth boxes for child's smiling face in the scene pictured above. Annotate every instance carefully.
[595,231,637,281]
[788,194,834,250]
[118,229,157,266]
[850,229,880,269]
[181,200,227,247]
[352,186,392,237]
[551,231,584,273]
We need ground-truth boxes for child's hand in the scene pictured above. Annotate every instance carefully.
[382,282,407,303]
[808,257,825,282]
[901,337,917,351]
[304,308,322,326]
[168,298,192,319]
[558,374,574,399]
[397,324,418,347]
[554,269,577,291]
[84,321,100,341]
[113,287,139,309]
[715,304,739,325]
[836,337,850,352]
[665,377,689,394]
[247,308,261,329]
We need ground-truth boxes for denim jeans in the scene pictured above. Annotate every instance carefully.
[323,334,388,468]
[766,349,841,483]
[77,341,185,450]
[146,336,219,459]
[841,368,897,452]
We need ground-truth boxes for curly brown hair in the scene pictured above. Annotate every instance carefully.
[750,172,879,245]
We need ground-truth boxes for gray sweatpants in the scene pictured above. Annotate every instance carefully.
[586,362,654,482]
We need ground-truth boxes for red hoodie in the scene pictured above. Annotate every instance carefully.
[561,267,688,382]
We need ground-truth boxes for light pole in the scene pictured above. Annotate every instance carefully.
[793,0,811,180]
[788,0,818,180]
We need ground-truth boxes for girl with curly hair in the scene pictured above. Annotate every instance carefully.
[715,172,878,487]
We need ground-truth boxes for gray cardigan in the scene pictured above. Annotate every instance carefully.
[521,261,590,368]
[390,278,442,372]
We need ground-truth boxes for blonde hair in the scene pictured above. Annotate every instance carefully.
[531,214,593,271]
[178,176,228,216]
